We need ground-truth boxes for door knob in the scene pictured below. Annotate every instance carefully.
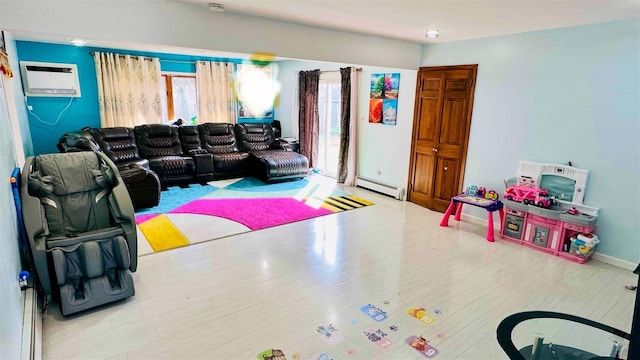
[433,148,439,153]
[444,166,448,171]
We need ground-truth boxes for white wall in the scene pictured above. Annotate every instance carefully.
[276,60,416,192]
[421,19,640,264]
[0,0,421,69]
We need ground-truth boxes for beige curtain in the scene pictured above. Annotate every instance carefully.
[195,61,236,123]
[93,52,163,128]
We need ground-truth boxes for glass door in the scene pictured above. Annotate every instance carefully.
[317,72,341,177]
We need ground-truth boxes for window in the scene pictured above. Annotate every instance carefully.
[161,74,197,123]
[317,72,342,177]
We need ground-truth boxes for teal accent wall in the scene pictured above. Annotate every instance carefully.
[421,19,640,264]
[15,41,270,155]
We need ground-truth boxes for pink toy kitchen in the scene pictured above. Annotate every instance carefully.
[500,161,600,264]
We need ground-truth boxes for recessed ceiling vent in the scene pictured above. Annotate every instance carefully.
[208,3,225,12]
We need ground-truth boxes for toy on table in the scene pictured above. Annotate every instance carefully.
[503,185,554,208]
[567,207,580,215]
[464,185,499,201]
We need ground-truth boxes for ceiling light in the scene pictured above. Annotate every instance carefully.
[208,3,225,12]
[425,30,439,39]
[69,39,87,46]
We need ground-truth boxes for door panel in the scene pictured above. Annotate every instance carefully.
[433,157,460,211]
[407,65,477,212]
[418,99,439,143]
[410,152,435,207]
[439,99,465,145]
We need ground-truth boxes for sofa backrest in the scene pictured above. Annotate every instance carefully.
[198,123,240,154]
[178,125,203,153]
[134,124,183,158]
[235,123,275,152]
[86,127,142,166]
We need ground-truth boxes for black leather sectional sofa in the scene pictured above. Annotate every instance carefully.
[58,122,310,209]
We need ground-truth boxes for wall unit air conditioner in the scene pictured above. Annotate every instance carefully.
[20,61,81,97]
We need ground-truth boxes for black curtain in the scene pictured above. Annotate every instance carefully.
[337,67,352,183]
[298,70,320,167]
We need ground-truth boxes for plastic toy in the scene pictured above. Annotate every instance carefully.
[476,187,486,197]
[503,185,554,208]
[485,190,498,201]
[466,185,478,196]
[567,207,579,215]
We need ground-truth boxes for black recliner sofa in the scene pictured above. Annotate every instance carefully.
[59,122,310,189]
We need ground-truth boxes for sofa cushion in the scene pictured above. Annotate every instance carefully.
[199,123,240,154]
[249,150,309,182]
[178,125,203,154]
[148,156,195,178]
[212,152,249,173]
[235,123,276,152]
[134,124,183,158]
[86,127,143,167]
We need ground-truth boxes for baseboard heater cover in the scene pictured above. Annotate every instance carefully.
[356,177,405,200]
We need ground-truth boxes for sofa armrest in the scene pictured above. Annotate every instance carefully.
[269,140,287,151]
[190,152,214,180]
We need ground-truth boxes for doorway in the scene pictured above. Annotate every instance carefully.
[407,65,478,212]
[316,72,342,177]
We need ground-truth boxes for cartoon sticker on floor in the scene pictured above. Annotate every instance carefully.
[316,324,344,344]
[258,349,287,360]
[360,304,388,322]
[362,328,393,350]
[315,353,334,360]
[406,335,439,358]
[406,307,436,325]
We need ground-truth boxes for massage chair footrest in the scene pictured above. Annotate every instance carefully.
[50,237,135,315]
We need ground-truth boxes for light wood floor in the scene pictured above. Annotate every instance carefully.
[41,186,636,360]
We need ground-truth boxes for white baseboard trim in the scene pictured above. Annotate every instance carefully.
[458,213,636,270]
[591,253,637,271]
[21,287,42,360]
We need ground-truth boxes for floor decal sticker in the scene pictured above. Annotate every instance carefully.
[389,325,398,331]
[360,304,388,322]
[257,349,287,360]
[346,348,356,356]
[406,335,439,358]
[406,307,436,325]
[316,324,344,344]
[362,328,393,350]
[315,353,333,360]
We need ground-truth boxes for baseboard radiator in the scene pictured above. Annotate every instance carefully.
[356,177,405,200]
[21,287,42,360]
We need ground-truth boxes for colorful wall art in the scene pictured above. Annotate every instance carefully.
[369,73,400,125]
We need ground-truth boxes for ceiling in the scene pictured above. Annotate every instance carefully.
[178,0,640,43]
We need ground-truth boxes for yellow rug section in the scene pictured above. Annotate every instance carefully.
[320,195,375,212]
[138,214,190,252]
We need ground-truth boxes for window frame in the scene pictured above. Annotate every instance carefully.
[162,73,197,122]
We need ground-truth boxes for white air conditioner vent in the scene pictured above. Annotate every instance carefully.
[20,61,81,97]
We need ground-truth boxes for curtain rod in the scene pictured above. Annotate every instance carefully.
[320,68,363,73]
[89,53,231,65]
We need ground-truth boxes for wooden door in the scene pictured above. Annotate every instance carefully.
[407,65,477,212]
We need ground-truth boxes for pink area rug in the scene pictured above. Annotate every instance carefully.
[170,198,334,230]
